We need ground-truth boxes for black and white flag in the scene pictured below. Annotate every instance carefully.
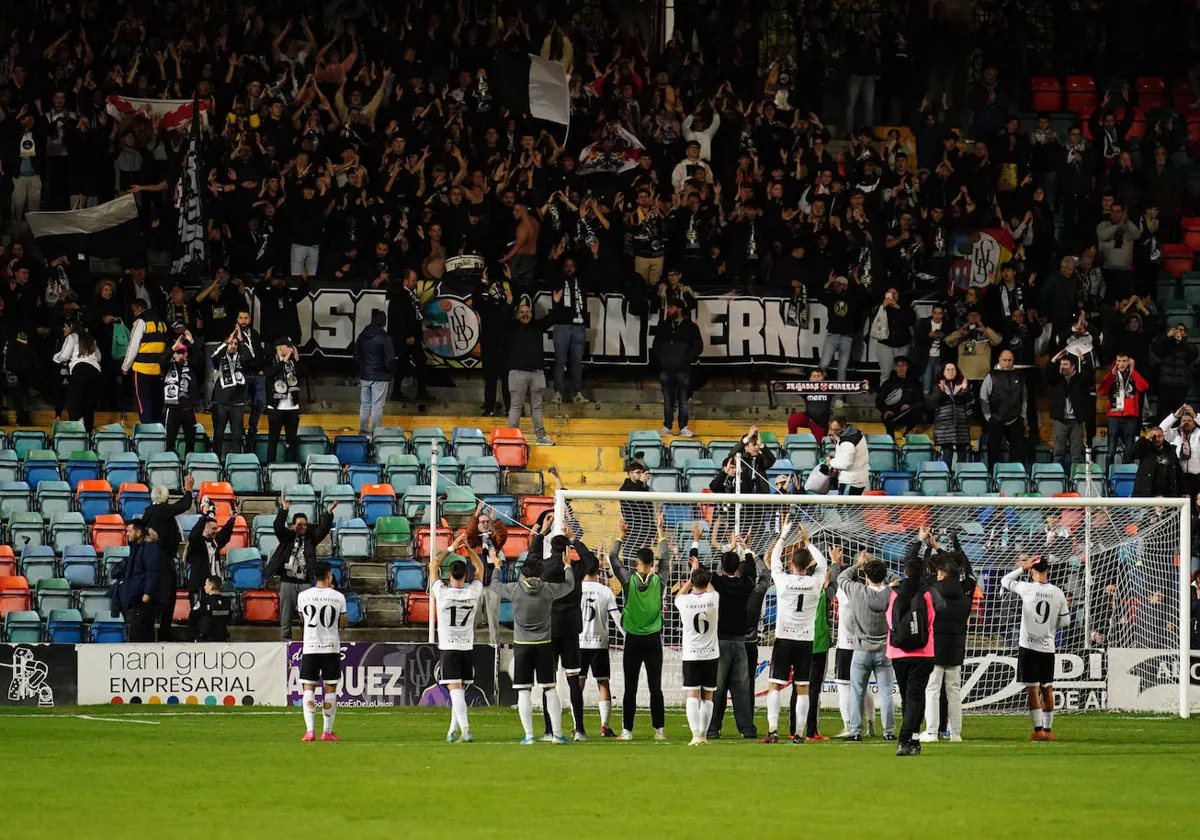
[27,194,142,260]
[494,52,571,126]
[171,101,206,275]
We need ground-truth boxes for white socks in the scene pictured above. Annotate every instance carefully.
[686,696,702,736]
[1031,707,1044,728]
[450,687,469,735]
[322,694,338,734]
[837,684,853,728]
[701,699,713,734]
[599,699,612,729]
[518,690,534,738]
[303,688,316,733]
[545,689,563,737]
[766,689,781,733]
[1043,710,1054,730]
[795,692,810,736]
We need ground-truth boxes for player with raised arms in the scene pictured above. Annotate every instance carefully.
[297,561,348,742]
[763,516,833,744]
[675,558,720,745]
[579,547,624,737]
[430,534,485,743]
[1001,555,1070,741]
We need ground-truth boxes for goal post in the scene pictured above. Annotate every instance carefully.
[553,490,1193,719]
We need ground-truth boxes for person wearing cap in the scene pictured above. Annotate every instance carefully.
[121,297,169,424]
[945,307,1002,384]
[1046,348,1091,473]
[671,140,712,192]
[876,356,924,441]
[263,336,303,463]
[162,337,199,456]
[118,518,167,643]
[652,296,703,437]
[506,289,562,447]
[819,272,866,382]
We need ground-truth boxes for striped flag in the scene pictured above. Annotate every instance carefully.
[171,101,206,276]
[106,95,209,131]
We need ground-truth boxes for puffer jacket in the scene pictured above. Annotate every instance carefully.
[1153,334,1198,391]
[933,379,973,446]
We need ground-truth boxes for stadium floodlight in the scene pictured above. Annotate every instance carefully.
[554,490,1192,718]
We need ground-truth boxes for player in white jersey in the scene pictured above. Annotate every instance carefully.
[430,534,485,743]
[579,553,623,737]
[1001,556,1070,741]
[297,562,348,742]
[763,519,832,744]
[675,560,720,746]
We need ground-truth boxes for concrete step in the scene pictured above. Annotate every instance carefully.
[347,560,390,594]
[364,594,406,627]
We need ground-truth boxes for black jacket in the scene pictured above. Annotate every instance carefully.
[731,438,777,493]
[262,354,302,410]
[1153,334,1198,392]
[876,371,923,418]
[652,316,703,373]
[1134,439,1186,498]
[264,508,335,584]
[355,323,397,382]
[930,537,975,667]
[119,539,168,608]
[543,540,590,635]
[1044,365,1094,422]
[508,313,557,372]
[254,279,308,347]
[185,515,237,593]
[142,491,194,576]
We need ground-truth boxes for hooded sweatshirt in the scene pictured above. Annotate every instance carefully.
[837,569,893,652]
[488,567,575,642]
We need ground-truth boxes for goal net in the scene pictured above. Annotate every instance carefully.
[552,490,1193,717]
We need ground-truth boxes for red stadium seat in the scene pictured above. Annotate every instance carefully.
[405,593,430,625]
[489,428,529,468]
[504,530,531,557]
[1182,217,1200,253]
[76,479,112,496]
[173,590,191,624]
[199,481,237,522]
[1136,76,1167,110]
[415,526,452,559]
[1174,81,1195,112]
[1065,75,1097,113]
[1030,77,1062,112]
[521,495,554,527]
[0,576,32,617]
[241,590,279,624]
[0,545,15,578]
[359,483,397,498]
[1163,243,1194,278]
[91,514,127,551]
[220,515,250,554]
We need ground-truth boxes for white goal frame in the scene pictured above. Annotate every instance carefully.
[554,490,1192,719]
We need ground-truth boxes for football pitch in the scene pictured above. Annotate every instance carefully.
[2,707,1196,839]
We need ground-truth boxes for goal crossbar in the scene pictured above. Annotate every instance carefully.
[554,490,1191,718]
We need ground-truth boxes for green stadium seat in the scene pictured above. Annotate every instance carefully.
[684,459,719,493]
[4,609,42,643]
[51,420,89,460]
[412,427,449,461]
[10,430,48,461]
[668,439,706,469]
[296,426,330,464]
[185,452,222,486]
[92,426,130,462]
[10,512,46,550]
[784,434,821,470]
[305,454,343,490]
[266,462,303,494]
[0,481,31,521]
[225,453,263,494]
[371,427,409,464]
[0,450,19,483]
[375,515,412,545]
[145,452,182,490]
[464,456,501,495]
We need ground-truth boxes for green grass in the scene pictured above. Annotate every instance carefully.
[1,707,1196,839]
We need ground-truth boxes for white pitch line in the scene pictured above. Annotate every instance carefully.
[74,714,161,725]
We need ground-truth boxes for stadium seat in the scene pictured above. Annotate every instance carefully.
[405,592,430,625]
[10,512,46,550]
[322,556,347,588]
[102,546,130,583]
[0,450,17,485]
[345,592,365,626]
[64,450,101,489]
[866,435,898,472]
[626,430,664,468]
[10,430,48,461]
[521,496,554,527]
[451,427,488,461]
[375,515,412,546]
[900,433,937,471]
[668,439,706,470]
[0,575,31,617]
[766,459,797,486]
[4,609,42,643]
[878,471,914,495]
[225,548,265,590]
[321,484,358,512]
[428,455,462,492]
[185,452,223,486]
[50,512,89,553]
[46,608,84,643]
[412,428,448,462]
[0,480,31,520]
[305,454,344,491]
[384,454,422,494]
[1136,75,1168,109]
[23,450,61,489]
[1071,462,1106,495]
[992,462,1029,496]
[371,427,409,464]
[1108,464,1138,497]
[916,461,952,496]
[52,420,89,460]
[360,483,398,525]
[132,423,169,457]
[489,428,528,468]
[36,480,73,520]
[443,485,477,515]
[414,526,452,559]
[117,483,151,521]
[684,459,719,493]
[706,440,738,467]
[199,481,237,521]
[224,453,264,494]
[253,514,280,558]
[402,486,434,523]
[390,559,425,591]
[78,587,112,621]
[104,452,142,487]
[266,461,303,494]
[334,434,370,465]
[1030,76,1063,111]
[76,479,114,523]
[173,589,191,624]
[334,519,372,558]
[19,545,56,587]
[145,452,182,490]
[61,546,100,587]
[1032,463,1067,496]
[1065,74,1097,112]
[648,467,681,493]
[241,590,280,624]
[464,456,502,496]
[954,462,991,495]
[0,545,14,578]
[283,485,318,524]
[91,614,128,643]
[480,495,518,525]
[783,434,821,470]
[92,425,131,462]
[347,463,384,494]
[35,577,73,614]
[1164,243,1194,278]
[296,426,330,464]
[92,514,128,552]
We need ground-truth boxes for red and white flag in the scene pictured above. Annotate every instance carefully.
[105,96,209,131]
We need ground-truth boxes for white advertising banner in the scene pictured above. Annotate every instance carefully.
[76,643,288,706]
[1107,648,1200,713]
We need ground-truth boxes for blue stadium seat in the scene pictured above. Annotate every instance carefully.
[878,470,914,495]
[480,495,519,526]
[344,592,365,626]
[324,557,347,588]
[61,546,100,587]
[451,427,488,461]
[626,430,664,468]
[916,461,952,496]
[64,450,101,490]
[91,615,128,643]
[104,452,142,487]
[117,485,151,521]
[225,548,265,590]
[23,450,61,489]
[76,480,114,523]
[334,434,370,465]
[389,559,425,592]
[346,463,383,495]
[46,608,84,643]
[1109,464,1138,497]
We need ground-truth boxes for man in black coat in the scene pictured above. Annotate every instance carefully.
[141,475,195,641]
[875,356,924,440]
[118,519,168,642]
[388,268,432,401]
[184,508,238,640]
[354,310,397,436]
[1045,350,1092,474]
[263,498,337,640]
[1134,426,1186,498]
[651,296,704,436]
[921,531,975,743]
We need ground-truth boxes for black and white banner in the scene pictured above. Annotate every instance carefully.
[171,103,206,275]
[0,644,77,706]
[271,289,909,369]
[1107,648,1200,713]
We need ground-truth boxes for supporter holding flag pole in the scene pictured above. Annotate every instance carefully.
[171,98,206,276]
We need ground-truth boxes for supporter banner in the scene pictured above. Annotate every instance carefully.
[282,289,901,369]
[949,228,1016,289]
[0,644,77,706]
[76,643,287,706]
[1107,648,1200,713]
[285,643,497,707]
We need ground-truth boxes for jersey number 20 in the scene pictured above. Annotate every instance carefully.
[303,604,337,628]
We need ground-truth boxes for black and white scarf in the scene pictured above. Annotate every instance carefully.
[163,362,194,406]
[562,275,585,324]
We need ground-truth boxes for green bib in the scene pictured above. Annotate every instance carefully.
[623,572,663,635]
